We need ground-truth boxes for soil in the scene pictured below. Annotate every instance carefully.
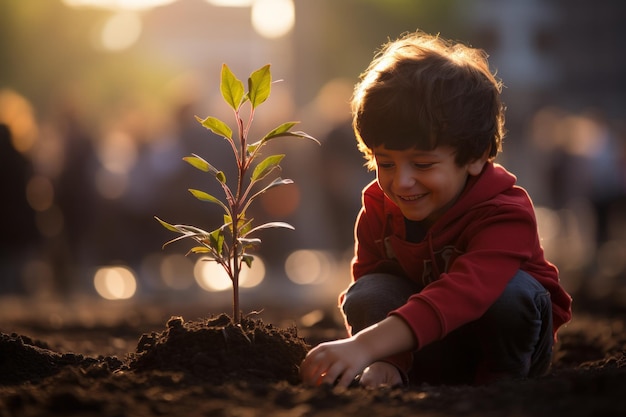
[1,297,626,417]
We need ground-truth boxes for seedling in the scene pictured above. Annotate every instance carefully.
[155,64,318,324]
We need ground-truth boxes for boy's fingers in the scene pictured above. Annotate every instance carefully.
[321,362,345,386]
[336,369,359,388]
[300,351,331,385]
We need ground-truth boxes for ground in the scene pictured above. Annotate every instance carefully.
[1,295,625,417]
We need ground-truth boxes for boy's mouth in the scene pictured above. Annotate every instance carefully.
[398,193,427,201]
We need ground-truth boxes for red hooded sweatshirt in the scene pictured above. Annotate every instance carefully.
[347,162,572,370]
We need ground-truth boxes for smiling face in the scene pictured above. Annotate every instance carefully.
[374,145,487,224]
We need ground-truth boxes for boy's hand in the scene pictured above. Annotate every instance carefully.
[359,361,404,388]
[300,316,416,389]
[299,337,373,388]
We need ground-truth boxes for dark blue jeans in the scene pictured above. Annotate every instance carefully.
[341,270,553,385]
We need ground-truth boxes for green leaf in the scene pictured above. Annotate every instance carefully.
[221,63,245,111]
[247,222,294,235]
[237,217,253,236]
[190,246,211,254]
[251,154,285,181]
[242,254,254,268]
[257,122,321,148]
[248,64,271,109]
[183,154,218,174]
[261,121,298,141]
[196,115,233,140]
[239,237,261,247]
[246,142,260,156]
[188,189,229,213]
[154,216,179,232]
[160,223,210,249]
[208,229,225,255]
[265,177,293,190]
[290,130,321,145]
[184,154,226,184]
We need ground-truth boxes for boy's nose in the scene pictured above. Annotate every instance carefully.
[394,166,415,188]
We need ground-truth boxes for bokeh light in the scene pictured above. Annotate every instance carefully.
[97,11,143,51]
[284,249,333,285]
[160,253,195,290]
[0,89,38,154]
[93,265,137,300]
[251,0,294,39]
[97,129,138,175]
[194,255,265,291]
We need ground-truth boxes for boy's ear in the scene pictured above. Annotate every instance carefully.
[467,152,490,176]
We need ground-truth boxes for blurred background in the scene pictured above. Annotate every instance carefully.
[1,0,625,330]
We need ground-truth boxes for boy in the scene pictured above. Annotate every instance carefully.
[300,31,572,388]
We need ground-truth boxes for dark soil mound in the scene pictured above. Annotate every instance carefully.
[127,313,310,385]
[0,333,123,386]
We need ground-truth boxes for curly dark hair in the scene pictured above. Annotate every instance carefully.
[352,31,506,170]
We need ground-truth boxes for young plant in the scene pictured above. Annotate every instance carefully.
[155,64,318,324]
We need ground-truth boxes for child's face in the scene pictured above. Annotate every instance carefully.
[374,145,486,224]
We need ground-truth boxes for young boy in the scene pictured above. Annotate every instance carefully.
[300,31,572,388]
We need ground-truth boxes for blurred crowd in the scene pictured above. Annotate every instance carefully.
[2,83,626,309]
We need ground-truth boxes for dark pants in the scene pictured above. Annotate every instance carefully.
[341,270,553,385]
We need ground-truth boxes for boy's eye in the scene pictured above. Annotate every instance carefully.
[376,161,394,169]
[414,163,434,169]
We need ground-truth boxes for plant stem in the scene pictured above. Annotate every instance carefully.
[230,108,250,325]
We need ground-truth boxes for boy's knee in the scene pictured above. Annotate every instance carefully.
[341,274,419,333]
[481,271,551,333]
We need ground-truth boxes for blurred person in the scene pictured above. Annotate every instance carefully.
[0,123,39,291]
[50,99,100,294]
[318,120,374,253]
[579,111,625,246]
[544,110,625,245]
[300,31,572,388]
